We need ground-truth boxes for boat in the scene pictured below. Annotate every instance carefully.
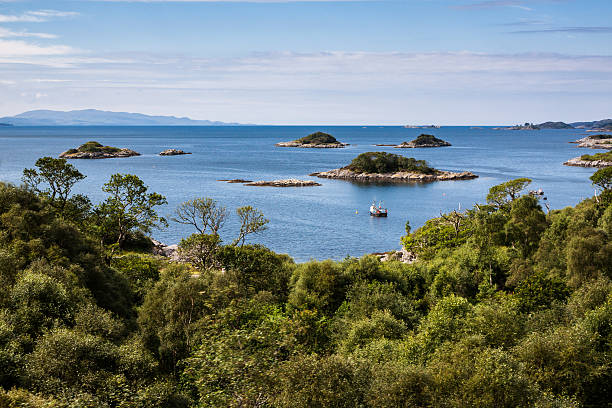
[370,201,388,217]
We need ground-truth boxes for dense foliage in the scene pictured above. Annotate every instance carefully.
[295,132,339,145]
[348,151,436,174]
[1,160,611,407]
[64,141,122,155]
[581,151,612,161]
[408,134,448,145]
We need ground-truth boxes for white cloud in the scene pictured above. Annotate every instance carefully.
[0,10,79,23]
[0,27,58,39]
[0,39,76,56]
[1,50,610,124]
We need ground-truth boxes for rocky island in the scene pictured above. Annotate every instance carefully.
[494,122,540,131]
[245,179,321,187]
[59,141,140,159]
[390,134,451,148]
[570,134,612,150]
[159,149,191,156]
[564,151,612,168]
[275,132,347,148]
[310,151,477,182]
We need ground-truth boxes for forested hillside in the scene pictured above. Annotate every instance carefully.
[1,158,611,407]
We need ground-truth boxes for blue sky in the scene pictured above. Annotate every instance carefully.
[0,0,610,124]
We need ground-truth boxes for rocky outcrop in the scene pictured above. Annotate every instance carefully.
[159,149,191,156]
[218,179,254,183]
[59,148,140,159]
[310,168,477,182]
[151,239,179,260]
[571,135,612,150]
[564,157,612,168]
[245,179,322,187]
[494,123,540,131]
[275,141,347,148]
[374,248,416,264]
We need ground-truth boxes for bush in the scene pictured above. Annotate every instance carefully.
[296,132,339,145]
[347,152,435,174]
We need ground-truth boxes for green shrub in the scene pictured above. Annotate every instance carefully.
[347,152,435,174]
[296,132,339,145]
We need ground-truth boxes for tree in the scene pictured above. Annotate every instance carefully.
[233,206,269,246]
[172,197,227,235]
[22,157,85,212]
[590,167,612,191]
[98,174,167,248]
[486,178,532,208]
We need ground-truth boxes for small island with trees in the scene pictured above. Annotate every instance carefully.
[275,132,347,148]
[59,141,140,159]
[565,150,612,168]
[376,134,451,148]
[310,151,477,182]
[571,134,612,150]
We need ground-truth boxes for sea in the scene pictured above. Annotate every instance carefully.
[0,126,599,262]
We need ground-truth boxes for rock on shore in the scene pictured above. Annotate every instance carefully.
[218,179,254,183]
[245,179,322,187]
[563,157,612,168]
[310,168,477,182]
[159,149,191,156]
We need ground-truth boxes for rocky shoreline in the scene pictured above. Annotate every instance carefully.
[275,141,348,148]
[563,157,612,168]
[570,135,612,150]
[159,149,191,156]
[394,140,451,148]
[245,179,322,187]
[310,168,478,182]
[60,148,140,159]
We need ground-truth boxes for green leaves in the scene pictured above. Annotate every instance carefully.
[22,156,85,213]
[98,174,167,248]
[486,177,532,208]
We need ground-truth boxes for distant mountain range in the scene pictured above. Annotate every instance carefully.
[0,109,248,126]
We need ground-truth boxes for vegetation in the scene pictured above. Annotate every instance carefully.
[408,134,448,145]
[347,151,436,174]
[0,159,611,407]
[587,134,612,140]
[296,132,340,145]
[581,150,612,162]
[70,141,122,154]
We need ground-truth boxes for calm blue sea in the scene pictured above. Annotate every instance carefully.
[0,126,598,261]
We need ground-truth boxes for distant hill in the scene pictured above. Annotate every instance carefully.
[533,119,612,130]
[570,119,612,130]
[537,121,573,129]
[0,109,248,126]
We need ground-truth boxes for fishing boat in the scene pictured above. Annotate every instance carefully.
[370,201,388,217]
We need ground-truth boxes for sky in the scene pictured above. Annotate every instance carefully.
[0,0,610,125]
